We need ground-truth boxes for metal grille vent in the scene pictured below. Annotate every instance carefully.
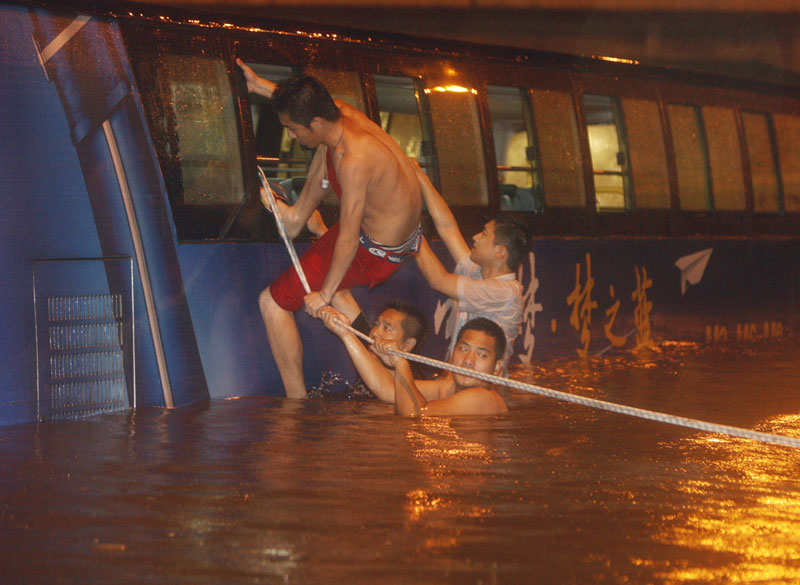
[34,259,134,421]
[46,295,126,418]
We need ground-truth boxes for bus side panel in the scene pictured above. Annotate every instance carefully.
[176,243,286,398]
[0,6,108,425]
[521,238,798,361]
[29,10,209,408]
[176,241,389,398]
[175,240,437,398]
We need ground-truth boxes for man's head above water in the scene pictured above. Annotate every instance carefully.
[369,299,429,354]
[449,317,506,390]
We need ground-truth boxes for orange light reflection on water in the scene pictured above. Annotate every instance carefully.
[403,418,496,550]
[652,414,800,583]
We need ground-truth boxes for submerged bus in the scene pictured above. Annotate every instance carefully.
[2,1,799,425]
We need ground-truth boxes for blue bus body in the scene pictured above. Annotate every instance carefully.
[1,3,798,426]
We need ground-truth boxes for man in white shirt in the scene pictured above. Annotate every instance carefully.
[412,162,529,369]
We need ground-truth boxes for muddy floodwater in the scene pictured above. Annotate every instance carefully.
[2,340,800,584]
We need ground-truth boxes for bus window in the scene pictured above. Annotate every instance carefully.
[668,104,712,211]
[123,25,263,240]
[582,94,631,211]
[426,84,488,207]
[161,56,245,208]
[303,67,365,111]
[742,111,782,213]
[375,75,438,183]
[486,85,542,212]
[532,89,585,208]
[621,98,670,209]
[774,113,800,212]
[703,106,745,211]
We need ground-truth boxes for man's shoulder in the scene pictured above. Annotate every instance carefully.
[451,386,508,414]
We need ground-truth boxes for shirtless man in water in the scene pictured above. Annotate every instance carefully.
[238,60,422,398]
[319,304,508,416]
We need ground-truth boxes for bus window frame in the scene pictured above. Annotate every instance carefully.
[494,64,597,236]
[361,48,493,237]
[659,81,756,236]
[480,80,544,215]
[123,21,260,242]
[744,90,800,233]
[357,48,441,176]
[573,72,675,236]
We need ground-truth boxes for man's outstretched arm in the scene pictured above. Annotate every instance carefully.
[413,160,470,263]
[415,236,461,299]
[306,152,367,315]
[317,307,396,402]
[236,58,277,98]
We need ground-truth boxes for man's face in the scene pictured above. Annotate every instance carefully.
[278,112,319,148]
[369,309,414,366]
[469,220,498,266]
[450,328,502,389]
[370,309,408,345]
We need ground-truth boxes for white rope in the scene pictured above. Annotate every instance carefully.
[258,167,311,294]
[334,322,800,448]
[258,165,800,449]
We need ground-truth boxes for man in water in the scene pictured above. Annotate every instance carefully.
[319,299,429,402]
[238,60,422,398]
[319,305,507,415]
[411,161,528,370]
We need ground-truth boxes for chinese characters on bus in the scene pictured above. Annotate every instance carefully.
[567,253,653,357]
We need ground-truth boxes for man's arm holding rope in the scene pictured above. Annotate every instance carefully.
[376,341,423,417]
[306,154,366,315]
[318,307,398,402]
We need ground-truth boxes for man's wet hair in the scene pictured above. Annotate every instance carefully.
[381,299,428,352]
[457,317,506,360]
[271,75,341,127]
[492,214,531,272]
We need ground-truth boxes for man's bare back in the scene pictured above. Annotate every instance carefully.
[333,101,421,246]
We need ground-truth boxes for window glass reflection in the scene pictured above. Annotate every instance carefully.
[703,106,745,211]
[583,94,630,211]
[374,74,439,183]
[622,98,670,209]
[742,111,782,213]
[668,104,712,211]
[427,86,487,206]
[532,89,585,207]
[487,85,542,211]
[163,55,245,206]
[774,113,800,212]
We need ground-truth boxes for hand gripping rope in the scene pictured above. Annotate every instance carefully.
[258,167,800,449]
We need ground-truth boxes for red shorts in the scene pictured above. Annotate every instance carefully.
[269,222,404,312]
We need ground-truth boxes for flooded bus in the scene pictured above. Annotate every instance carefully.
[2,2,799,425]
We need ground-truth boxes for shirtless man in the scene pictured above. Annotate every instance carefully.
[238,60,422,398]
[319,305,507,415]
[318,300,428,403]
[412,161,528,370]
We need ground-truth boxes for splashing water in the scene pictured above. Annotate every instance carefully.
[307,370,376,400]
